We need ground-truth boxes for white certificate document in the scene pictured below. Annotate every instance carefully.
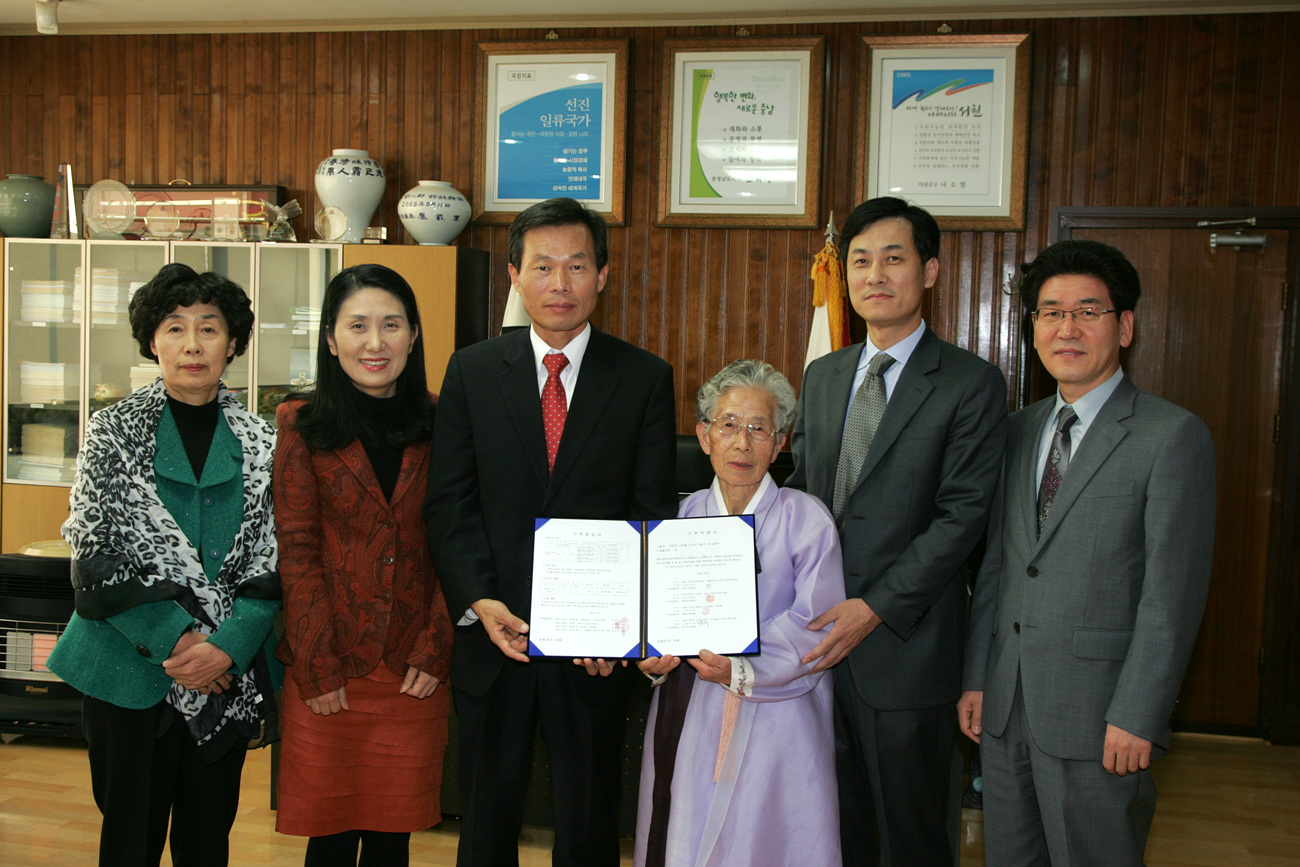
[644,515,759,658]
[527,518,644,659]
[527,515,759,660]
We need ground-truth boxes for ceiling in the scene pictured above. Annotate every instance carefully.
[0,0,1293,36]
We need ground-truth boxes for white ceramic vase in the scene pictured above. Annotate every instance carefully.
[398,181,471,245]
[314,148,385,243]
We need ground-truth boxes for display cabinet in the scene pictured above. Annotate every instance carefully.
[83,240,171,424]
[251,244,341,424]
[3,239,342,489]
[1,239,489,551]
[3,239,92,486]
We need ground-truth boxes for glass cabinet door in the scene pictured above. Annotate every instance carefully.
[170,242,255,407]
[84,240,170,421]
[253,244,340,425]
[3,239,86,485]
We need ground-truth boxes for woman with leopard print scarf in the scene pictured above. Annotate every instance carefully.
[47,263,282,867]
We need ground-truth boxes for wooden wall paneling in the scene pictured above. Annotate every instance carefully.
[1,14,1299,418]
[1250,18,1282,205]
[1110,18,1141,208]
[1184,20,1217,205]
[0,42,9,165]
[1069,18,1098,207]
[1206,17,1242,205]
[1278,16,1300,205]
[40,38,60,180]
[1227,19,1262,206]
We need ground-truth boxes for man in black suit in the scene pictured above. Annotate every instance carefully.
[787,197,1008,866]
[425,198,678,867]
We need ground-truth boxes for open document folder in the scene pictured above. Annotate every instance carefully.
[527,515,761,660]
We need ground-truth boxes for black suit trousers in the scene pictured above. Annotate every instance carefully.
[452,661,630,867]
[833,666,955,867]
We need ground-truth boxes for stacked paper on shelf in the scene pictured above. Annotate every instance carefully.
[19,423,77,482]
[290,306,321,329]
[21,424,71,463]
[20,361,79,403]
[20,280,74,323]
[73,267,126,325]
[16,461,77,482]
[131,363,161,392]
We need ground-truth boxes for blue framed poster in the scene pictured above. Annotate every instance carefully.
[858,33,1031,231]
[474,40,627,225]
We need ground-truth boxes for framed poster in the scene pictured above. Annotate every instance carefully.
[657,36,824,228]
[857,34,1030,231]
[474,40,627,225]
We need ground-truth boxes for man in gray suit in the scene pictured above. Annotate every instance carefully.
[960,239,1216,866]
[787,197,1008,866]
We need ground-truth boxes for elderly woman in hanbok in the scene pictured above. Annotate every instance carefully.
[635,359,845,867]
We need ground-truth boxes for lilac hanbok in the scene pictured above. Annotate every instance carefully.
[634,474,845,867]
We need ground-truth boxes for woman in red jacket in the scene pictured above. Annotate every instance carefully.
[273,263,452,867]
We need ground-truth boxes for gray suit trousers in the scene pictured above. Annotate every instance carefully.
[981,676,1157,867]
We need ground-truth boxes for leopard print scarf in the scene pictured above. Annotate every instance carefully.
[63,378,279,753]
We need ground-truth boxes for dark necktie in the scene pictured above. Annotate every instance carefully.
[832,352,895,521]
[1037,405,1078,534]
[542,353,569,472]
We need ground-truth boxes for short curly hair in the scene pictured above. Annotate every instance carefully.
[128,263,255,362]
[695,359,798,435]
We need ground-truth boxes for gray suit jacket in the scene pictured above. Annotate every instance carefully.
[788,326,1008,709]
[965,376,1216,759]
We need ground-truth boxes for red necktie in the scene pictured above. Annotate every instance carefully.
[542,353,569,472]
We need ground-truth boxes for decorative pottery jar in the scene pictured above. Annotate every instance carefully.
[314,149,385,243]
[0,174,56,238]
[398,181,471,245]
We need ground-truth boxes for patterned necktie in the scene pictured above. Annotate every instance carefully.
[542,353,569,473]
[832,352,896,521]
[1037,405,1078,534]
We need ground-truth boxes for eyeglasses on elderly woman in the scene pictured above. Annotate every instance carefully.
[709,414,776,441]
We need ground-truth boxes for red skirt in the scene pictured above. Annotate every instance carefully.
[275,664,450,836]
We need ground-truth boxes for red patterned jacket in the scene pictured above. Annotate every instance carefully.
[273,398,452,699]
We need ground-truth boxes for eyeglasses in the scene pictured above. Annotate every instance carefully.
[1032,307,1117,325]
[710,414,776,442]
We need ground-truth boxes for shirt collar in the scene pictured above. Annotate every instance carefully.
[857,319,927,371]
[529,322,591,377]
[1052,366,1125,431]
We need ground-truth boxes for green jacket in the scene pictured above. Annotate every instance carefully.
[48,405,282,709]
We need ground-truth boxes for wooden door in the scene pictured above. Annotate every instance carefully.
[1059,225,1288,728]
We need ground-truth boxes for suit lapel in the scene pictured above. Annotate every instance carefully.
[853,328,939,490]
[333,438,394,509]
[498,330,551,492]
[546,330,618,503]
[1034,378,1136,552]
